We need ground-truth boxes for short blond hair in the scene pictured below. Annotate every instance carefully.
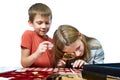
[28,3,52,22]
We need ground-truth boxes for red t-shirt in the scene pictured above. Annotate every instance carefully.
[21,30,53,67]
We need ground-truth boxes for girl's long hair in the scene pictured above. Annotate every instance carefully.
[52,25,97,67]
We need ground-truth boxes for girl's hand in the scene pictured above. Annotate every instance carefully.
[72,59,87,68]
[57,59,66,68]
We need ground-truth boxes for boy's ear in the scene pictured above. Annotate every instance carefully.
[28,20,33,27]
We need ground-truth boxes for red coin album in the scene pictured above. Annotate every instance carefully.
[0,68,82,80]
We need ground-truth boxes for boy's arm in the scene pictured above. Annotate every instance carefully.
[21,47,41,67]
[21,41,53,67]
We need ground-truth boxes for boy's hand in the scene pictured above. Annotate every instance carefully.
[36,41,53,55]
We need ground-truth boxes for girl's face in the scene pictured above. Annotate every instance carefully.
[63,37,84,57]
[28,14,51,37]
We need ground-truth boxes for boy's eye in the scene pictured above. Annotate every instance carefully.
[36,22,42,25]
[36,21,50,25]
[45,22,50,25]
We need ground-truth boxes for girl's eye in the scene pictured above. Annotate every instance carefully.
[76,46,80,51]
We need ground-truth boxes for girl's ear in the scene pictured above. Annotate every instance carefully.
[28,20,33,27]
[78,32,82,39]
[80,35,83,39]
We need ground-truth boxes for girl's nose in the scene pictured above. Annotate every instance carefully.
[75,50,81,56]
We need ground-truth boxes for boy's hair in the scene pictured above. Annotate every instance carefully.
[28,3,52,22]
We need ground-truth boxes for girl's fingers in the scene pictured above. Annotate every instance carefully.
[73,60,85,68]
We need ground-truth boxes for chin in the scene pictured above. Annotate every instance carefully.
[39,32,46,36]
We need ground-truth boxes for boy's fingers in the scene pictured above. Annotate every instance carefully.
[42,41,53,49]
[42,41,52,45]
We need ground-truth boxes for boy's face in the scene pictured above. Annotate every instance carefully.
[29,14,52,37]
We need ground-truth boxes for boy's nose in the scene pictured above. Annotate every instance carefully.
[41,23,47,28]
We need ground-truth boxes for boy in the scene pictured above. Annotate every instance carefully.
[21,3,53,68]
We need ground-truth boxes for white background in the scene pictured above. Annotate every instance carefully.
[0,0,120,67]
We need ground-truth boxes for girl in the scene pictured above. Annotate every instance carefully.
[52,25,104,68]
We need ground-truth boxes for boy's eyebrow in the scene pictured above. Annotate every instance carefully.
[35,19,51,22]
